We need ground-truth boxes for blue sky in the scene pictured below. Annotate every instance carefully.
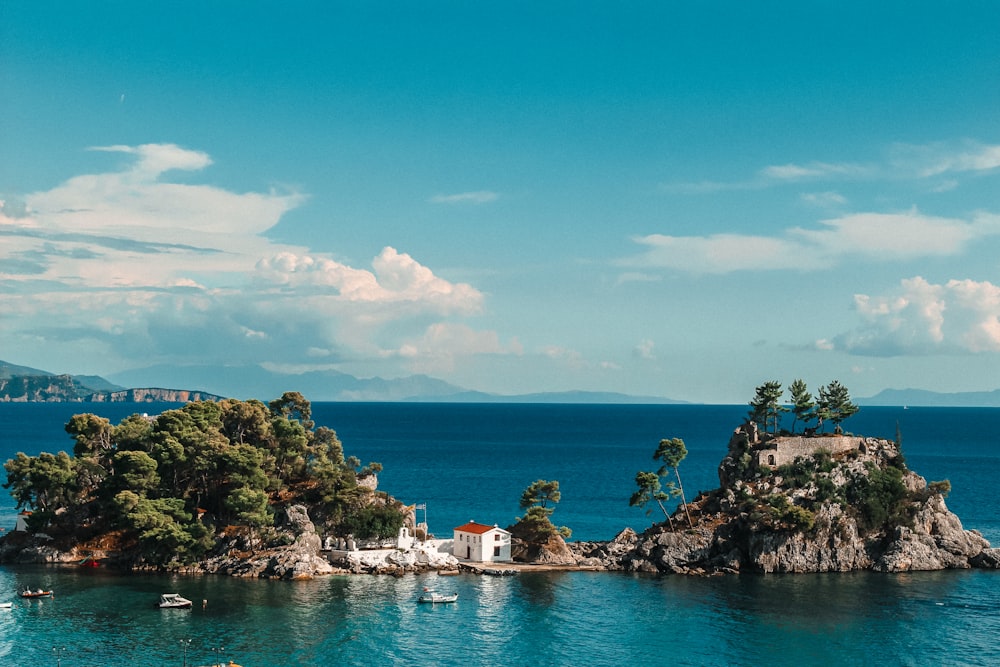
[2,2,1000,403]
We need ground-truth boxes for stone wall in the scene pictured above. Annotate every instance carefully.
[755,435,861,468]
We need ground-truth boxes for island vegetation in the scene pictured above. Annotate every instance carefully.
[2,392,405,568]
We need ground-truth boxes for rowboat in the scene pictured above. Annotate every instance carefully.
[20,588,53,598]
[418,588,458,603]
[156,593,193,609]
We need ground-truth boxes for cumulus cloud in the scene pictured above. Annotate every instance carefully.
[0,143,487,373]
[394,323,522,373]
[621,209,1000,274]
[429,191,499,205]
[829,277,1000,356]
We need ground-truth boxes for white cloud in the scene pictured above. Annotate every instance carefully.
[830,277,1000,356]
[761,162,867,181]
[0,143,488,372]
[625,233,819,273]
[622,208,999,274]
[889,140,1000,178]
[665,140,1000,194]
[429,191,499,205]
[790,210,978,260]
[800,191,847,207]
[633,339,656,360]
[393,323,522,373]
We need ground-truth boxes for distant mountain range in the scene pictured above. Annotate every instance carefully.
[857,388,1000,408]
[4,359,997,406]
[0,360,681,404]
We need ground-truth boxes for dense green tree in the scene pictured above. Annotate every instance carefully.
[3,394,393,569]
[816,380,860,432]
[788,379,815,433]
[112,414,155,452]
[514,479,571,539]
[654,438,693,529]
[339,503,406,540]
[268,391,314,431]
[219,399,272,447]
[519,479,561,513]
[749,381,787,434]
[112,450,160,495]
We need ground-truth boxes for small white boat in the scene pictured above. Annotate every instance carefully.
[418,588,458,604]
[0,602,12,609]
[156,593,193,609]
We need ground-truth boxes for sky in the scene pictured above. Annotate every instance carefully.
[2,2,1000,404]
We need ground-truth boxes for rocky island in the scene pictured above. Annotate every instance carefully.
[1,383,998,579]
[570,421,1000,574]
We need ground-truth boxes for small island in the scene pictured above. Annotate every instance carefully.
[1,381,998,578]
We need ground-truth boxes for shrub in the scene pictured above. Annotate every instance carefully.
[846,464,909,531]
[928,480,951,498]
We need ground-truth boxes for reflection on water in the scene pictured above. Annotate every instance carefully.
[0,565,995,666]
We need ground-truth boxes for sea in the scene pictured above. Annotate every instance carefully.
[0,402,997,666]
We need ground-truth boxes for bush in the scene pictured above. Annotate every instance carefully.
[846,464,909,531]
[340,504,405,540]
[928,480,951,498]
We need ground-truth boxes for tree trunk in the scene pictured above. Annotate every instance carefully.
[655,497,675,531]
[674,467,693,528]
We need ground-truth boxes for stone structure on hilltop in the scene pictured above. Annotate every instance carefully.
[572,423,1000,575]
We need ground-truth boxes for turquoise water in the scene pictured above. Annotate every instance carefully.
[0,403,998,665]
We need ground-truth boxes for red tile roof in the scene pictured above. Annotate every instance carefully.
[454,521,507,535]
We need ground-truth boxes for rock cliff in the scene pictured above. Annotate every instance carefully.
[572,424,998,575]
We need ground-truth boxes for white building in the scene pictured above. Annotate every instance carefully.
[453,521,512,563]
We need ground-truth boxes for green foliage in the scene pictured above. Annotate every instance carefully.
[928,480,951,498]
[788,379,815,432]
[763,494,816,532]
[816,380,859,430]
[749,381,787,434]
[513,480,571,539]
[3,394,386,568]
[846,463,909,531]
[629,471,673,518]
[340,504,405,540]
[519,479,561,512]
[653,437,693,529]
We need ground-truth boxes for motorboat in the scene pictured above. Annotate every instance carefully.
[0,602,12,609]
[418,588,458,603]
[156,593,193,609]
[20,588,53,598]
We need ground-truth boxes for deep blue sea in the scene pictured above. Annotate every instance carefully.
[0,402,998,666]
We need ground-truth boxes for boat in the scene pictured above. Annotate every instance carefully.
[418,588,458,604]
[0,602,12,609]
[156,593,193,609]
[20,588,53,598]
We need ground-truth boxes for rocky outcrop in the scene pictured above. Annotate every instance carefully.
[0,373,222,403]
[510,532,577,566]
[87,388,224,403]
[573,424,997,575]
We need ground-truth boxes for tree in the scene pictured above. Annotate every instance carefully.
[654,438,693,528]
[515,479,571,539]
[788,379,815,433]
[749,381,787,434]
[817,380,859,432]
[629,471,677,530]
[519,479,561,512]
